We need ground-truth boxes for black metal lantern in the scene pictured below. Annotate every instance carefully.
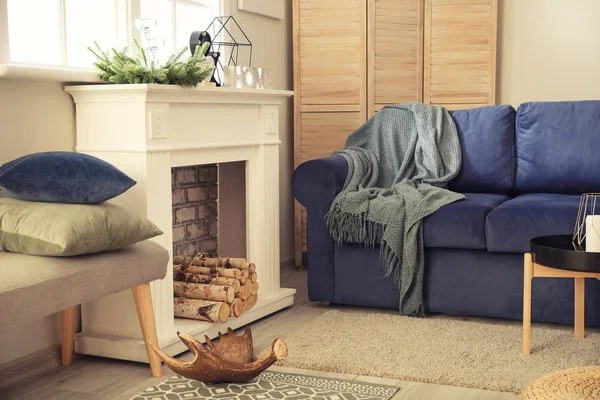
[190,16,252,86]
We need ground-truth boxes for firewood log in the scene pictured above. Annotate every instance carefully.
[246,295,257,310]
[173,257,192,267]
[211,277,240,291]
[235,284,251,300]
[249,282,259,296]
[173,281,234,303]
[229,298,244,317]
[196,266,242,279]
[250,272,257,283]
[242,269,249,279]
[174,297,229,323]
[248,263,256,274]
[174,264,241,279]
[192,255,248,269]
[174,271,241,292]
[239,276,247,285]
[240,299,248,313]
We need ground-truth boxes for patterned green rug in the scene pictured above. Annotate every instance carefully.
[132,371,400,399]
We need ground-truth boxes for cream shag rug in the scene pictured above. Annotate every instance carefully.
[278,310,600,393]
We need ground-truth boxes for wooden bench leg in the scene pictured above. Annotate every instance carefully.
[523,254,533,355]
[132,283,162,378]
[575,277,585,339]
[61,306,77,366]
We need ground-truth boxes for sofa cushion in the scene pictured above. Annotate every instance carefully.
[515,101,600,194]
[449,105,516,194]
[486,193,580,253]
[374,193,509,250]
[0,240,169,331]
[423,193,510,249]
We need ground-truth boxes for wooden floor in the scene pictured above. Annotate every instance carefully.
[0,266,519,400]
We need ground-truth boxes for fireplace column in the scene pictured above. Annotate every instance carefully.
[247,104,282,294]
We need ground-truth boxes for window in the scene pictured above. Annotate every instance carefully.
[140,0,220,65]
[6,0,128,68]
[4,0,221,70]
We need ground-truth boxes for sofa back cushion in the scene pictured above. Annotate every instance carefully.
[449,105,516,194]
[515,101,600,194]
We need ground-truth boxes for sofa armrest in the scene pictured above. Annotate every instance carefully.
[292,155,348,210]
[292,155,348,303]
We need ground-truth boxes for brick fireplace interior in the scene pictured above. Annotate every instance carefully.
[171,164,219,257]
[171,162,246,259]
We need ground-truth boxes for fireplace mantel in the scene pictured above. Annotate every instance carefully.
[65,84,295,362]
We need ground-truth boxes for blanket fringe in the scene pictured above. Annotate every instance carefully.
[325,204,377,247]
[326,203,400,283]
[381,240,400,285]
[382,241,424,317]
[327,206,425,318]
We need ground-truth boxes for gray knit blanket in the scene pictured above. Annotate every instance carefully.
[326,103,464,316]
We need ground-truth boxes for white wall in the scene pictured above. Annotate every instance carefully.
[0,80,75,164]
[497,0,600,105]
[0,79,75,364]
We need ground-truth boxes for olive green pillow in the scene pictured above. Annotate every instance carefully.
[0,198,162,256]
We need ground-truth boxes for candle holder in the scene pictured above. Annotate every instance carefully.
[573,193,600,251]
[135,18,165,65]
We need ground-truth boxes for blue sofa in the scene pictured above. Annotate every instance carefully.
[293,101,600,326]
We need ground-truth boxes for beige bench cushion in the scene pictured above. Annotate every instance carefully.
[0,240,169,331]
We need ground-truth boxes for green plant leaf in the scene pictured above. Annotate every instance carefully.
[88,40,215,87]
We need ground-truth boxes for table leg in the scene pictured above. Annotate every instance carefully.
[575,277,585,339]
[61,306,77,366]
[132,283,163,377]
[523,254,533,355]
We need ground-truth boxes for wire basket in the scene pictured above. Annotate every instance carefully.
[190,16,252,86]
[573,193,600,251]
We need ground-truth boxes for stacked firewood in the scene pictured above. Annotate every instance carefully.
[172,253,259,323]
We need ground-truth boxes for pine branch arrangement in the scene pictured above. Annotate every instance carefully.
[88,39,214,87]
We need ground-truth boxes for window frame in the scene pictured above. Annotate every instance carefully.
[0,0,11,65]
[141,0,221,66]
[0,0,226,80]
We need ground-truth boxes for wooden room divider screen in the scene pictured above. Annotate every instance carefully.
[293,0,498,268]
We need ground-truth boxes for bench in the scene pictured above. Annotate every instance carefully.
[0,241,169,377]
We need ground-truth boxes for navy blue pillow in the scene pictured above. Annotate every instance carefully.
[448,105,516,194]
[515,101,600,194]
[0,152,136,204]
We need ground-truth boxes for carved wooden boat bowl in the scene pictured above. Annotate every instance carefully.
[147,327,288,384]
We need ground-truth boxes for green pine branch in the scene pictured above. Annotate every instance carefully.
[88,39,214,87]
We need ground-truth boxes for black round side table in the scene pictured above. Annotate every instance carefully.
[524,235,600,355]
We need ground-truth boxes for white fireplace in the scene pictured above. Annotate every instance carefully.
[65,84,295,362]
